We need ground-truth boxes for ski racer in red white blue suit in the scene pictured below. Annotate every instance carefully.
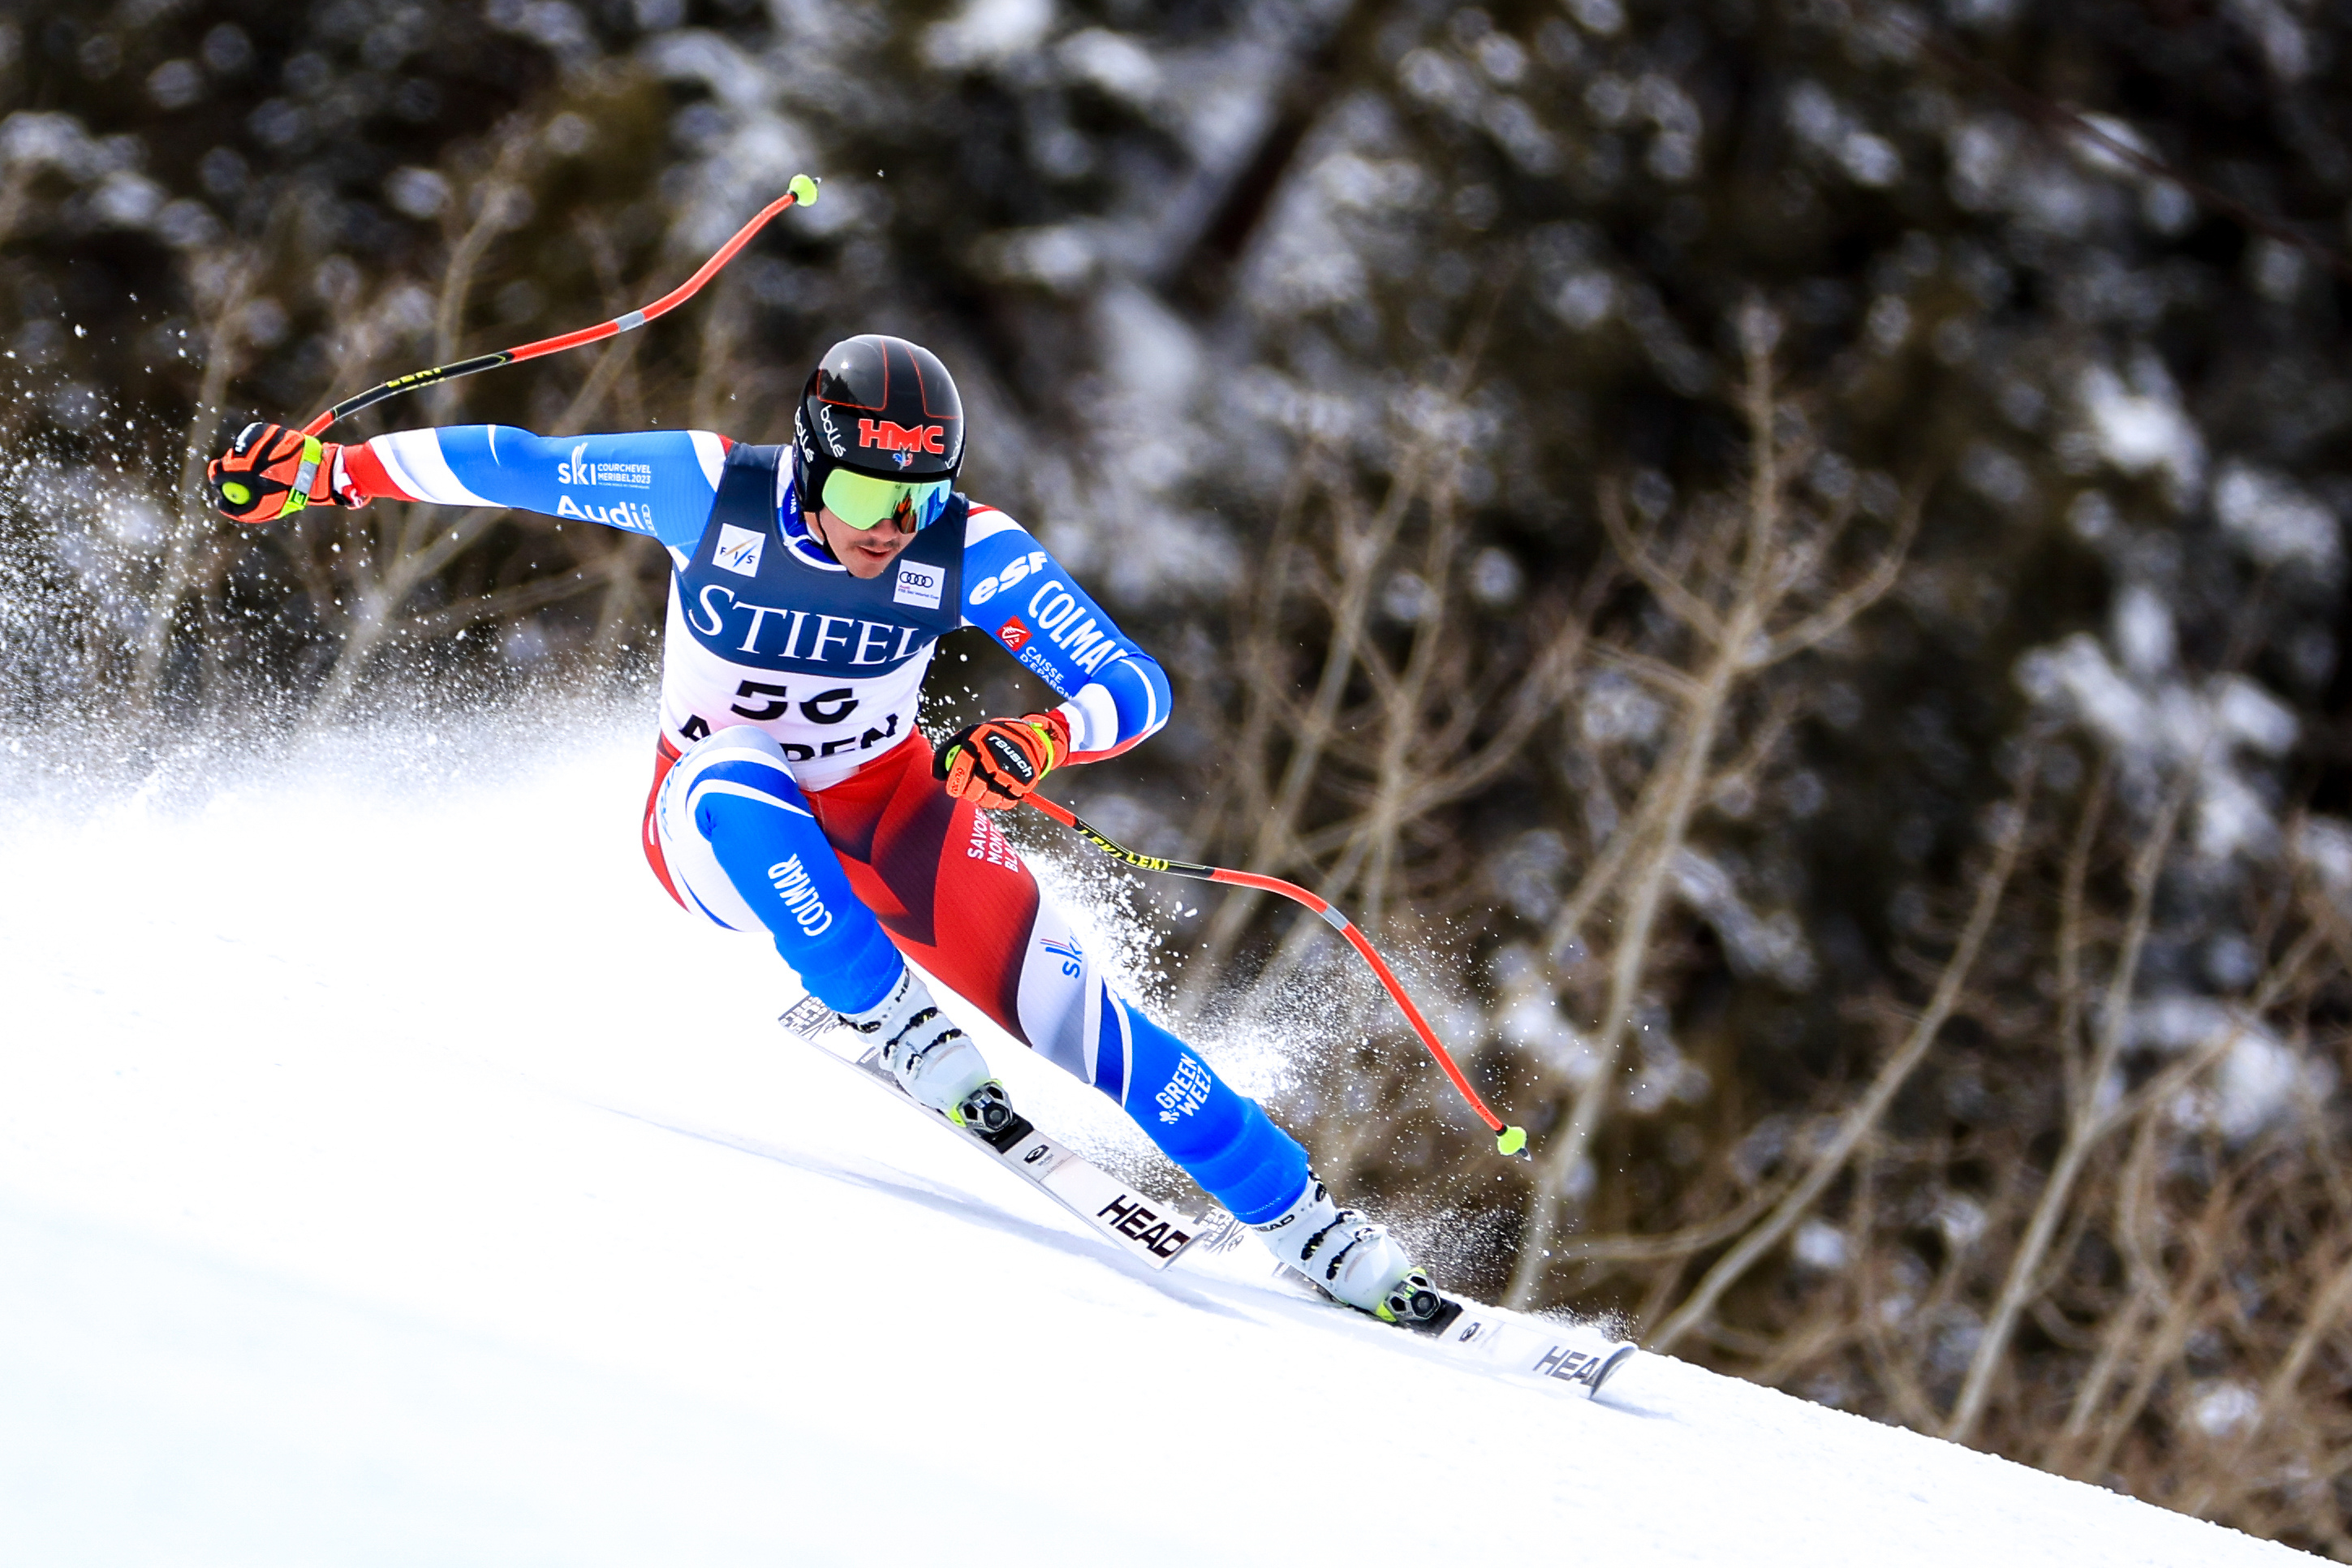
[206,334,1435,1322]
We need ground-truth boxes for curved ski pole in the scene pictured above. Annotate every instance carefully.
[1023,793,1527,1157]
[300,174,821,437]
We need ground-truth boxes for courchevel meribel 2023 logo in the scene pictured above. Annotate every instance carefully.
[556,442,653,488]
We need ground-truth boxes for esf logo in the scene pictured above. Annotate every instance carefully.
[857,418,946,455]
[967,549,1048,606]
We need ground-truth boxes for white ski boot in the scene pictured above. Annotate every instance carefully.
[838,969,1006,1132]
[1252,1174,1446,1328]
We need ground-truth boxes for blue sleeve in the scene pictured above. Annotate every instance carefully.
[355,426,729,552]
[958,509,1172,759]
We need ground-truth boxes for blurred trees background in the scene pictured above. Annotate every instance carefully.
[4,0,2352,1549]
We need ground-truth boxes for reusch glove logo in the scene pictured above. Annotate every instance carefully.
[981,729,1039,786]
[935,712,1068,809]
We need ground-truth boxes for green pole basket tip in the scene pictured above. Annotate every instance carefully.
[789,174,820,205]
[1497,1126,1528,1157]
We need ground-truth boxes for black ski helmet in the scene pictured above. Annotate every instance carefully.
[792,334,964,523]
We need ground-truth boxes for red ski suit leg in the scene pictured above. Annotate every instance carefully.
[640,728,1315,1223]
[642,731,1045,1046]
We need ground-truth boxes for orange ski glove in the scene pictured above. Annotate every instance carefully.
[935,711,1070,809]
[206,421,364,524]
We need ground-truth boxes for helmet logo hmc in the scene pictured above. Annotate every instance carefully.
[857,418,945,455]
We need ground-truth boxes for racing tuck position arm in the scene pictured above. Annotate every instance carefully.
[207,420,1170,774]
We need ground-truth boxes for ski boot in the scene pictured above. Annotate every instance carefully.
[840,969,996,1118]
[1251,1174,1454,1332]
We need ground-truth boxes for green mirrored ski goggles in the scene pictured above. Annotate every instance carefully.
[820,467,952,532]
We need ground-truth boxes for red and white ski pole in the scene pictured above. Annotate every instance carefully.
[1024,794,1528,1157]
[300,175,821,436]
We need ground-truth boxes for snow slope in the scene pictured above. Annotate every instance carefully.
[0,706,2304,1566]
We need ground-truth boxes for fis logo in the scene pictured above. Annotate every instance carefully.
[713,523,765,577]
[1039,934,1083,978]
[856,417,946,455]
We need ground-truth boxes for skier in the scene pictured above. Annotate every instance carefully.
[205,334,1444,1325]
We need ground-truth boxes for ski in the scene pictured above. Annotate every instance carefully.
[1433,1300,1638,1396]
[1248,1262,1637,1398]
[781,995,1637,1397]
[779,995,1208,1273]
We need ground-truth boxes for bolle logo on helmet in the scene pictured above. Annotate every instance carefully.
[856,418,946,455]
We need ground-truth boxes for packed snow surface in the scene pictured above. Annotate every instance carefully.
[0,706,2302,1565]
